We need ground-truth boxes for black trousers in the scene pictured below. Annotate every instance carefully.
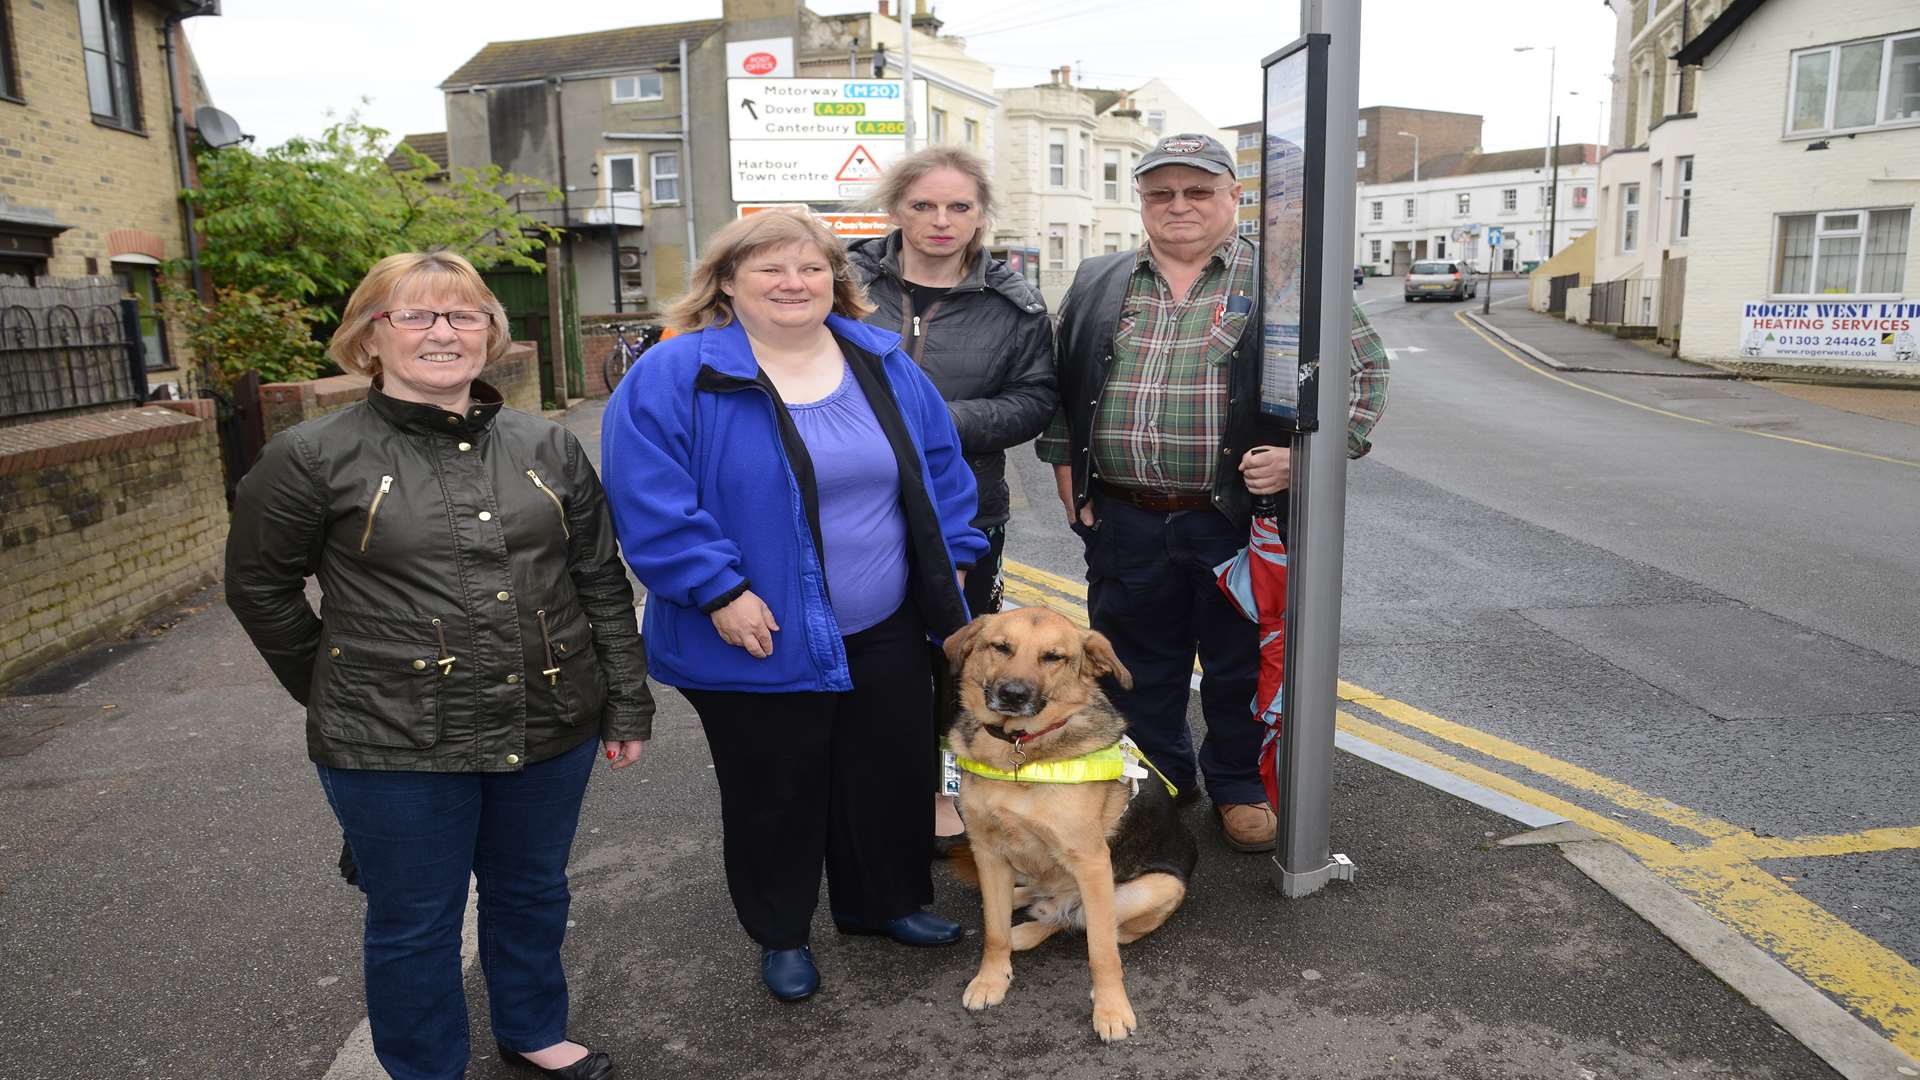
[683,602,936,949]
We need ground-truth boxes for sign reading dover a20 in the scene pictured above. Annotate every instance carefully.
[728,78,929,203]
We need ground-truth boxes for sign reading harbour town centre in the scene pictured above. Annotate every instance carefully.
[1739,301,1920,363]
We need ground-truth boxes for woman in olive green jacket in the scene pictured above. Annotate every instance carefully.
[226,251,649,1080]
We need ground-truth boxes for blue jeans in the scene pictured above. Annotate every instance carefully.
[316,737,597,1080]
[1080,495,1267,806]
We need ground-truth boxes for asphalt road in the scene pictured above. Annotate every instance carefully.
[996,276,1920,1051]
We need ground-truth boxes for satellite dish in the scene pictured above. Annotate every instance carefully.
[193,105,249,149]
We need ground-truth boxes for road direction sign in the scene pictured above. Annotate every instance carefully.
[731,140,922,202]
[728,78,929,202]
[1486,226,1504,249]
[728,78,929,141]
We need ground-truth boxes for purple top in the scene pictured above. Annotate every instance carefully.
[787,362,908,635]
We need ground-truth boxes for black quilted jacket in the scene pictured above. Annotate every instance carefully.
[848,232,1057,528]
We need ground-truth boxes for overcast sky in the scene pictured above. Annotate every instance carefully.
[185,0,1618,154]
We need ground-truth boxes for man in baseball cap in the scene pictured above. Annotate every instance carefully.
[1035,130,1391,853]
[1131,132,1237,177]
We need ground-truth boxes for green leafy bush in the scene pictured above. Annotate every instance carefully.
[169,285,328,389]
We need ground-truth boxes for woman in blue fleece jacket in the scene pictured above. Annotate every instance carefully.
[602,210,988,1002]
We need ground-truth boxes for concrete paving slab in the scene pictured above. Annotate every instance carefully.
[1519,601,1920,721]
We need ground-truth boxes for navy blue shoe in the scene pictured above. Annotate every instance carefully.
[833,909,964,947]
[761,946,818,1001]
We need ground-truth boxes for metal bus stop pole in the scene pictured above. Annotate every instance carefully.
[1275,0,1361,898]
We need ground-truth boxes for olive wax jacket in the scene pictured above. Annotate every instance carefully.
[226,381,652,772]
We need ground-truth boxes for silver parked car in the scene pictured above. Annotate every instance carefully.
[1403,259,1477,302]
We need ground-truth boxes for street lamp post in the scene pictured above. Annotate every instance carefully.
[1570,88,1607,153]
[1515,44,1557,258]
[1394,131,1419,274]
[1514,44,1557,174]
[1395,129,1419,183]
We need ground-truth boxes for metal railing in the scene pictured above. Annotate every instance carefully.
[1588,276,1662,328]
[0,278,144,425]
[506,186,646,230]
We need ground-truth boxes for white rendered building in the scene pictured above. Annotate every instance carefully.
[1673,0,1918,369]
[1355,145,1599,276]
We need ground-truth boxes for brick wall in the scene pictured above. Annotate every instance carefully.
[0,1,199,372]
[257,343,545,438]
[1360,108,1483,185]
[0,401,226,689]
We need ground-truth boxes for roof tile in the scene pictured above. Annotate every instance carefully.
[441,20,723,88]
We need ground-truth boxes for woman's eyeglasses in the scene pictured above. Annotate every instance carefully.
[375,309,494,331]
[1136,184,1231,206]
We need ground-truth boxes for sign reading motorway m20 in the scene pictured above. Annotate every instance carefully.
[728,79,931,140]
[728,78,930,202]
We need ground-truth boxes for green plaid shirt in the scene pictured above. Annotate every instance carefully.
[1037,238,1391,488]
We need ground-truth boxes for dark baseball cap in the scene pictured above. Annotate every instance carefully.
[1132,132,1235,178]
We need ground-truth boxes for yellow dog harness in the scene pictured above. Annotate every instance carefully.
[954,736,1179,799]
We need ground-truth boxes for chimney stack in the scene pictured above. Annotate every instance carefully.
[1060,64,1072,85]
[878,0,889,16]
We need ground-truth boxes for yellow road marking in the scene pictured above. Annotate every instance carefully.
[1337,680,1744,841]
[1000,557,1920,1054]
[1453,310,1920,472]
[1699,827,1920,863]
[1002,577,1088,625]
[1004,559,1089,600]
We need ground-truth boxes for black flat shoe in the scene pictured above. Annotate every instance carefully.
[761,945,819,1001]
[496,1043,615,1080]
[834,908,964,946]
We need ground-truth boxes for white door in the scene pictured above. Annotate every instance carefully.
[606,154,642,225]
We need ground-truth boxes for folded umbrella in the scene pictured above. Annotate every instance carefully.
[1214,500,1289,810]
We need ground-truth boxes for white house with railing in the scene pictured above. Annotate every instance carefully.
[1355,145,1599,277]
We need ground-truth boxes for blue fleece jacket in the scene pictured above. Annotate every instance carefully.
[601,314,988,693]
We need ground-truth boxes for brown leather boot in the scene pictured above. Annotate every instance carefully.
[1216,803,1277,852]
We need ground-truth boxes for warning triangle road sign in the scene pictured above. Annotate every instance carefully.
[835,144,883,182]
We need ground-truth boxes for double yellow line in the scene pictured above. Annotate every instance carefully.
[1002,557,1920,1056]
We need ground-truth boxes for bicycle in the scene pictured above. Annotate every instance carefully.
[601,323,661,394]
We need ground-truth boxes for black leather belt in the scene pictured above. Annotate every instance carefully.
[1095,480,1213,513]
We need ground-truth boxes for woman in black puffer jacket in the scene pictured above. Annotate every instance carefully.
[848,147,1057,619]
[848,146,1057,848]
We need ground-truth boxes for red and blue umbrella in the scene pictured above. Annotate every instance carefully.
[1214,509,1289,810]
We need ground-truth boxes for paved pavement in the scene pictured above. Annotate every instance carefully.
[1468,302,1920,386]
[1468,305,1726,378]
[3,389,1915,1078]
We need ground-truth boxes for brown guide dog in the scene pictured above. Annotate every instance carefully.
[943,607,1198,1042]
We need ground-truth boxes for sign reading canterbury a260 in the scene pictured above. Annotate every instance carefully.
[727,78,929,202]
